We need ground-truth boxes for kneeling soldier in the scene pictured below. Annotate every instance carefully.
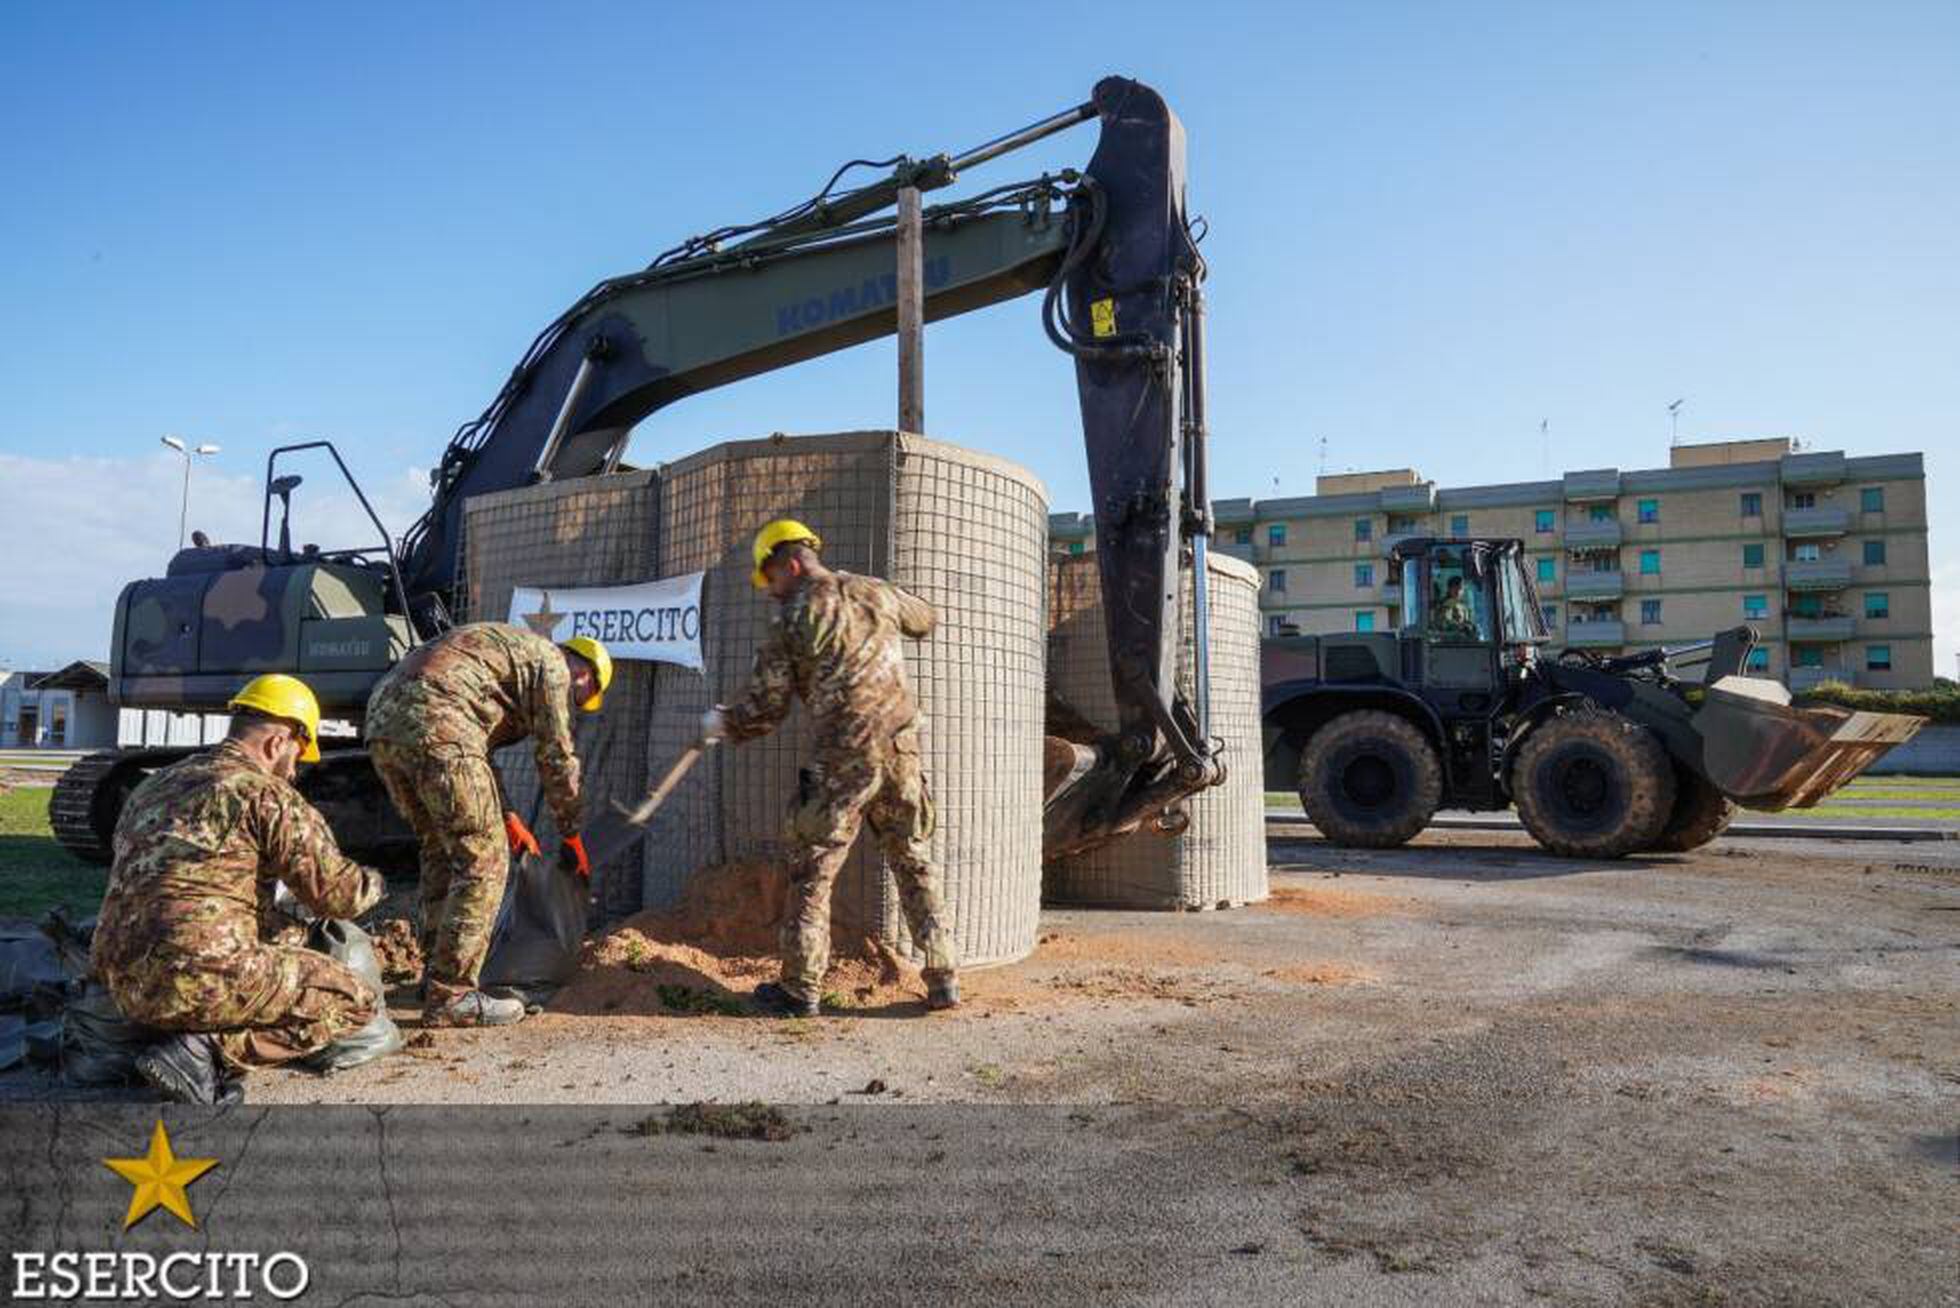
[93,675,386,1104]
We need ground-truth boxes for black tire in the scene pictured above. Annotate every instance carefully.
[1642,768,1736,853]
[1297,710,1444,848]
[1512,710,1676,858]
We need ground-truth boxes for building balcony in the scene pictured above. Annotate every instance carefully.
[1379,483,1436,514]
[1788,666,1847,692]
[1565,570,1625,600]
[1565,620,1625,647]
[1783,558,1852,591]
[1563,519,1623,549]
[1563,469,1621,502]
[1779,450,1846,487]
[1787,615,1856,642]
[1782,506,1849,538]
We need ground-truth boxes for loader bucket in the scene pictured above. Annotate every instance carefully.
[1692,676,1926,810]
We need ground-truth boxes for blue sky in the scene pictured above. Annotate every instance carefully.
[1,2,1954,671]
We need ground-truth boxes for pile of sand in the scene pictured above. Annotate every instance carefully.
[550,861,927,1016]
[367,918,424,983]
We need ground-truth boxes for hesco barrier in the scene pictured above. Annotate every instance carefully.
[1044,549,1267,909]
[464,431,1050,968]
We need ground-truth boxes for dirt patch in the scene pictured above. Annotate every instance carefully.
[1029,929,1237,969]
[1047,965,1252,1006]
[548,861,926,1017]
[1261,963,1374,987]
[625,1103,798,1142]
[367,918,423,983]
[1254,884,1414,919]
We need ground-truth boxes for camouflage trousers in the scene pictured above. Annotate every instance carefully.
[100,942,375,1071]
[370,739,508,1005]
[780,735,959,1002]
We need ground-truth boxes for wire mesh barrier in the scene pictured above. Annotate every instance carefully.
[1044,550,1268,909]
[462,433,1049,967]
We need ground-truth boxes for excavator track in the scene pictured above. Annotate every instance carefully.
[49,749,176,866]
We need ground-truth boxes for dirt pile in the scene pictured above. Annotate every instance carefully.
[367,918,424,983]
[550,862,926,1016]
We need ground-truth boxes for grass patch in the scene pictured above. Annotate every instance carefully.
[0,788,107,920]
[1778,805,1960,821]
[625,1103,797,1142]
[655,983,748,1017]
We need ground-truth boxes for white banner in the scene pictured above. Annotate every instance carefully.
[507,574,706,670]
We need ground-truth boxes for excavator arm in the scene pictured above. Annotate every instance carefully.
[397,75,1222,857]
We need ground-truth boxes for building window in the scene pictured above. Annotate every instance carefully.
[1743,594,1768,620]
[1233,526,1251,545]
[1069,540,1085,555]
[1864,591,1889,619]
[1637,498,1659,524]
[1791,594,1821,618]
[1860,487,1884,513]
[1792,645,1824,669]
[1639,549,1661,575]
[1268,568,1287,594]
[1387,515,1416,534]
[1793,542,1821,563]
[1536,558,1556,584]
[1866,644,1891,671]
[1267,615,1289,637]
[1745,647,1770,672]
[1789,491,1816,511]
[1862,539,1886,566]
[1354,517,1372,542]
[1588,504,1614,523]
[1355,611,1375,633]
[1449,514,1469,536]
[1740,492,1762,518]
[1541,605,1557,628]
[1354,563,1373,588]
[1268,523,1286,548]
[1640,599,1662,625]
[1743,543,1765,568]
[1534,509,1555,534]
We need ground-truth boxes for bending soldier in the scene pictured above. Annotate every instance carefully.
[93,675,386,1104]
[365,623,611,1027]
[702,519,961,1017]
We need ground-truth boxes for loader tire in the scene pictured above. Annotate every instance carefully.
[1642,768,1736,853]
[1297,710,1443,848]
[1513,710,1675,858]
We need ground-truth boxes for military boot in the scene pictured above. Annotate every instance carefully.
[134,1033,227,1105]
[424,990,526,1028]
[752,982,820,1018]
[925,976,961,1011]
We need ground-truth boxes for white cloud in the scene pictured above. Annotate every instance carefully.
[0,451,431,669]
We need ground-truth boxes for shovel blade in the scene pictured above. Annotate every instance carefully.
[1693,676,1926,810]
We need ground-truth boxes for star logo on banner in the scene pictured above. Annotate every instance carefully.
[522,589,566,639]
[103,1120,219,1230]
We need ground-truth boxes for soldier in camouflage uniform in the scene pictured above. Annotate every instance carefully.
[364,623,610,1027]
[94,674,385,1104]
[702,519,961,1016]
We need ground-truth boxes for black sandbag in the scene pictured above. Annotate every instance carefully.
[479,852,590,1006]
[62,981,162,1086]
[302,918,404,1073]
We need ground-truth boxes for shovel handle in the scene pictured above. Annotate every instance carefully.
[616,742,705,827]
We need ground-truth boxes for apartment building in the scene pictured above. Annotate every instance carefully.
[1047,438,1934,690]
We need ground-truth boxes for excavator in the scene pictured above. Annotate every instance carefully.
[53,75,1225,870]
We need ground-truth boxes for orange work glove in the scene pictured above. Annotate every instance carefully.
[503,811,541,858]
[559,833,591,879]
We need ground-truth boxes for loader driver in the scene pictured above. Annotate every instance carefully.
[1431,574,1478,639]
[364,624,612,1028]
[700,519,961,1017]
[93,675,387,1104]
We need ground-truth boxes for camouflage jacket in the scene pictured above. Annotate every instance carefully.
[92,741,384,974]
[364,622,582,831]
[723,571,935,756]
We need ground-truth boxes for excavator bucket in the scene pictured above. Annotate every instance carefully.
[1691,676,1926,810]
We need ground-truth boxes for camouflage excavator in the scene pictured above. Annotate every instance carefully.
[1260,537,1925,858]
[54,76,1225,866]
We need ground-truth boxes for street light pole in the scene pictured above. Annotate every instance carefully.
[159,435,221,550]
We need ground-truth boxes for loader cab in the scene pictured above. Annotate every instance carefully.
[1390,538,1548,709]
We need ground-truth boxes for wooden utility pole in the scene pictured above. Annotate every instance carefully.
[896,185,924,433]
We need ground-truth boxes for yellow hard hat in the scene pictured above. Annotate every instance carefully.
[751,518,822,589]
[228,674,323,763]
[560,636,613,712]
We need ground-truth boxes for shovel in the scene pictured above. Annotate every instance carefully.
[579,741,706,868]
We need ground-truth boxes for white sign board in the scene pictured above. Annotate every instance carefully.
[507,573,706,671]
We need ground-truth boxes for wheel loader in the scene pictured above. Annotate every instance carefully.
[1260,537,1926,857]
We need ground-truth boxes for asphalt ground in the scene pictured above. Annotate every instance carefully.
[5,827,1955,1304]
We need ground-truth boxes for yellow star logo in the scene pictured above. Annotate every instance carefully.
[103,1120,219,1231]
[521,589,566,639]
